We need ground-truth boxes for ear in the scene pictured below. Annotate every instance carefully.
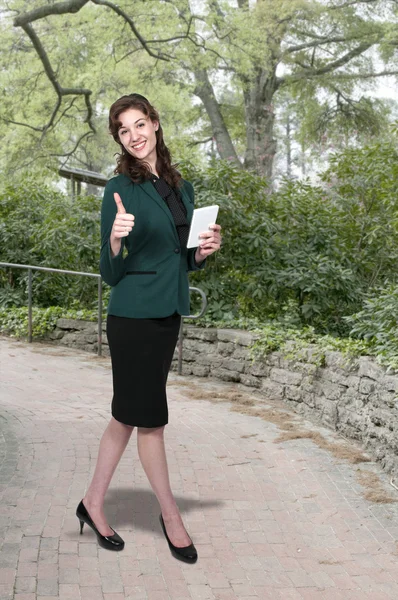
[153,120,159,132]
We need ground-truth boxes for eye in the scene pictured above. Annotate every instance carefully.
[137,122,145,128]
[119,129,128,136]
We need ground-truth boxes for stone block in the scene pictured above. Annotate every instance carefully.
[217,342,234,356]
[183,339,213,354]
[270,368,302,386]
[321,382,344,401]
[359,377,376,395]
[358,358,385,381]
[184,326,218,342]
[261,379,284,400]
[196,354,222,368]
[345,375,361,391]
[239,374,261,388]
[246,361,270,377]
[317,398,338,427]
[210,367,240,382]
[232,346,249,359]
[264,353,280,367]
[49,329,64,340]
[302,392,316,408]
[291,362,318,376]
[381,375,398,393]
[56,318,96,332]
[319,367,348,387]
[221,358,246,373]
[59,332,77,345]
[285,385,302,402]
[217,329,257,346]
[191,365,210,377]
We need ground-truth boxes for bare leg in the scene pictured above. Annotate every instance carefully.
[83,417,134,536]
[137,426,191,547]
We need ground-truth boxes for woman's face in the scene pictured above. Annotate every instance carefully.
[117,108,159,166]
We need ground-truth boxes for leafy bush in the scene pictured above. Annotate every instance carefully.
[345,285,398,369]
[0,176,102,309]
[183,141,398,334]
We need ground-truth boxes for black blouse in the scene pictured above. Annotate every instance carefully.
[150,175,189,248]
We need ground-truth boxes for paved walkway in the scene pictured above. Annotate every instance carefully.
[1,336,398,600]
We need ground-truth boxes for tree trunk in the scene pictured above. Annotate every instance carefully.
[243,68,279,180]
[194,68,242,169]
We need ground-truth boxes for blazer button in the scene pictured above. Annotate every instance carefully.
[174,248,180,254]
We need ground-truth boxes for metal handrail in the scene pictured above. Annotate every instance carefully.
[0,262,207,372]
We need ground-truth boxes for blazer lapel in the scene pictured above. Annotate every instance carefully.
[139,180,177,230]
[179,183,194,223]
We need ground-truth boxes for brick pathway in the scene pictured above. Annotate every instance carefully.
[1,336,398,600]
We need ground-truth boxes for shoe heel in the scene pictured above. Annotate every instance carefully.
[79,519,84,535]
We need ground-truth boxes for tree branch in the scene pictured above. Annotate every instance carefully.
[188,136,214,147]
[19,22,96,136]
[0,118,43,132]
[280,40,377,85]
[286,35,362,54]
[91,0,172,61]
[14,0,90,26]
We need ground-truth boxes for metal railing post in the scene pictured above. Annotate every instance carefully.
[178,317,184,375]
[98,278,103,357]
[28,268,33,343]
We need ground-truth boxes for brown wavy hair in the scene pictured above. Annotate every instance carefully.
[108,93,181,188]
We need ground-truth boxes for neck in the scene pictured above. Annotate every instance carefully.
[147,152,158,177]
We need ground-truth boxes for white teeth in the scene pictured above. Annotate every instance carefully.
[133,141,146,150]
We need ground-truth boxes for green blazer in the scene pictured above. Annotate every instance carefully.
[100,174,205,318]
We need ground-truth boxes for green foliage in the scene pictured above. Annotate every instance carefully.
[249,323,370,368]
[183,142,398,334]
[0,176,105,309]
[345,285,398,370]
[0,305,98,338]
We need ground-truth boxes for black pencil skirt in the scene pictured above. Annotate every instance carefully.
[106,312,181,427]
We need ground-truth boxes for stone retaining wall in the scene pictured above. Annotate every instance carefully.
[50,318,398,477]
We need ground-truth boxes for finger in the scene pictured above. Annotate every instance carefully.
[200,236,216,246]
[113,230,129,238]
[209,224,221,232]
[114,192,126,214]
[115,214,135,224]
[114,225,133,233]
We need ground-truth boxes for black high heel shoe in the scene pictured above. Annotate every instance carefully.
[159,514,197,564]
[76,500,124,551]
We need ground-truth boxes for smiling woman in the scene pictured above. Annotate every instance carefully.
[76,92,222,565]
[108,93,181,189]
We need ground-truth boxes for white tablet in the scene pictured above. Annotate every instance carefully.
[187,205,219,248]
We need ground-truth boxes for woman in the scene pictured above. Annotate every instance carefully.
[76,93,222,563]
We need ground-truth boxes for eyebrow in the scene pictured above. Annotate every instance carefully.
[118,117,146,131]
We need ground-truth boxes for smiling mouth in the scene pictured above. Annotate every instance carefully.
[132,141,146,151]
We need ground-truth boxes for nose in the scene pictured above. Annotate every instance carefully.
[131,129,142,143]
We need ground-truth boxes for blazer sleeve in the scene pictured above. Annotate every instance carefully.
[184,180,207,272]
[99,178,126,286]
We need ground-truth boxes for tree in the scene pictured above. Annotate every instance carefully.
[1,0,398,180]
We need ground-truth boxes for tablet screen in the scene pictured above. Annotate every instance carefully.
[187,205,219,248]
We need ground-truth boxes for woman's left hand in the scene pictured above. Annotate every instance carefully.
[194,224,222,263]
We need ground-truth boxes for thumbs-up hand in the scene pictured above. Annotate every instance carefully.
[111,192,135,239]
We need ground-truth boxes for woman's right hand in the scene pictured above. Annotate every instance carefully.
[110,192,135,256]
